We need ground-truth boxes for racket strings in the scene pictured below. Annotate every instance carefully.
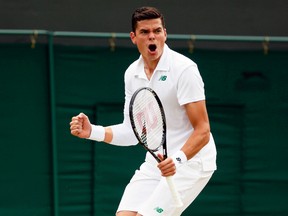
[132,90,164,151]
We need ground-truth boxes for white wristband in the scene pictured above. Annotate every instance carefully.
[172,150,187,167]
[88,125,105,142]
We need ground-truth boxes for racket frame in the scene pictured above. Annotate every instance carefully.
[129,87,183,207]
[129,87,167,162]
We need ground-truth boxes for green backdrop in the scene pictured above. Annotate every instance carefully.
[0,42,287,216]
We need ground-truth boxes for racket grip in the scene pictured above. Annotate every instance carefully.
[165,176,183,207]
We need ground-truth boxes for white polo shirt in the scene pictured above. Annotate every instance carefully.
[111,44,216,171]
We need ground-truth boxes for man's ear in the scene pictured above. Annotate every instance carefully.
[130,32,136,44]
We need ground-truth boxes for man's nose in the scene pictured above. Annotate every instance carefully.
[148,32,155,40]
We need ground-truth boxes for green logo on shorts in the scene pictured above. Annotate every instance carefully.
[154,206,164,213]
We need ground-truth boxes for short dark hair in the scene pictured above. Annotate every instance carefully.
[131,6,165,32]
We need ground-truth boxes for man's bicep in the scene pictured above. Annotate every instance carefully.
[184,100,209,128]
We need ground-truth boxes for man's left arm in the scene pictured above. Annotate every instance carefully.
[158,100,210,176]
[181,100,211,160]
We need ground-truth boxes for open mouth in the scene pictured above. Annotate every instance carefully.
[148,44,157,52]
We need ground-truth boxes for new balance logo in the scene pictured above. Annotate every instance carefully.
[176,157,182,163]
[154,207,164,214]
[159,75,167,81]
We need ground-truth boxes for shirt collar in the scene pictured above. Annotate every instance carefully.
[153,43,170,72]
[135,43,170,78]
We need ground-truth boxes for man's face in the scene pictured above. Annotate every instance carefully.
[130,18,167,62]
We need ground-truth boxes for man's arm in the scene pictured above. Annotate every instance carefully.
[181,100,211,160]
[70,112,137,145]
[157,100,210,177]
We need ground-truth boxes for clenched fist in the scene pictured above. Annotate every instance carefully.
[70,113,92,139]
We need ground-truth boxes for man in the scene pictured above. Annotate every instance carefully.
[70,6,217,216]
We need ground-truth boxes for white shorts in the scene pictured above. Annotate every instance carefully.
[116,159,214,216]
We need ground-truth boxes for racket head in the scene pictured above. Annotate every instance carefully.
[129,87,167,159]
[129,88,183,207]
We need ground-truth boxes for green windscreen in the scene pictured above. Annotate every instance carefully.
[0,43,287,216]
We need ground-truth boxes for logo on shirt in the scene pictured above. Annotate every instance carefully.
[159,75,167,81]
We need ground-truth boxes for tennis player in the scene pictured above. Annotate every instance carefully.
[70,6,217,216]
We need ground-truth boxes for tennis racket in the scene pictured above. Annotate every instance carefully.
[129,87,183,207]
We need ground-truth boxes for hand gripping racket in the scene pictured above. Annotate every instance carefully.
[129,87,183,207]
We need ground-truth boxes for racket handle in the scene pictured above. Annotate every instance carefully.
[165,176,183,207]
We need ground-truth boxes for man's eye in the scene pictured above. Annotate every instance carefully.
[155,29,162,34]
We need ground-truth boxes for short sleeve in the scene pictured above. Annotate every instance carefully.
[177,65,205,105]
